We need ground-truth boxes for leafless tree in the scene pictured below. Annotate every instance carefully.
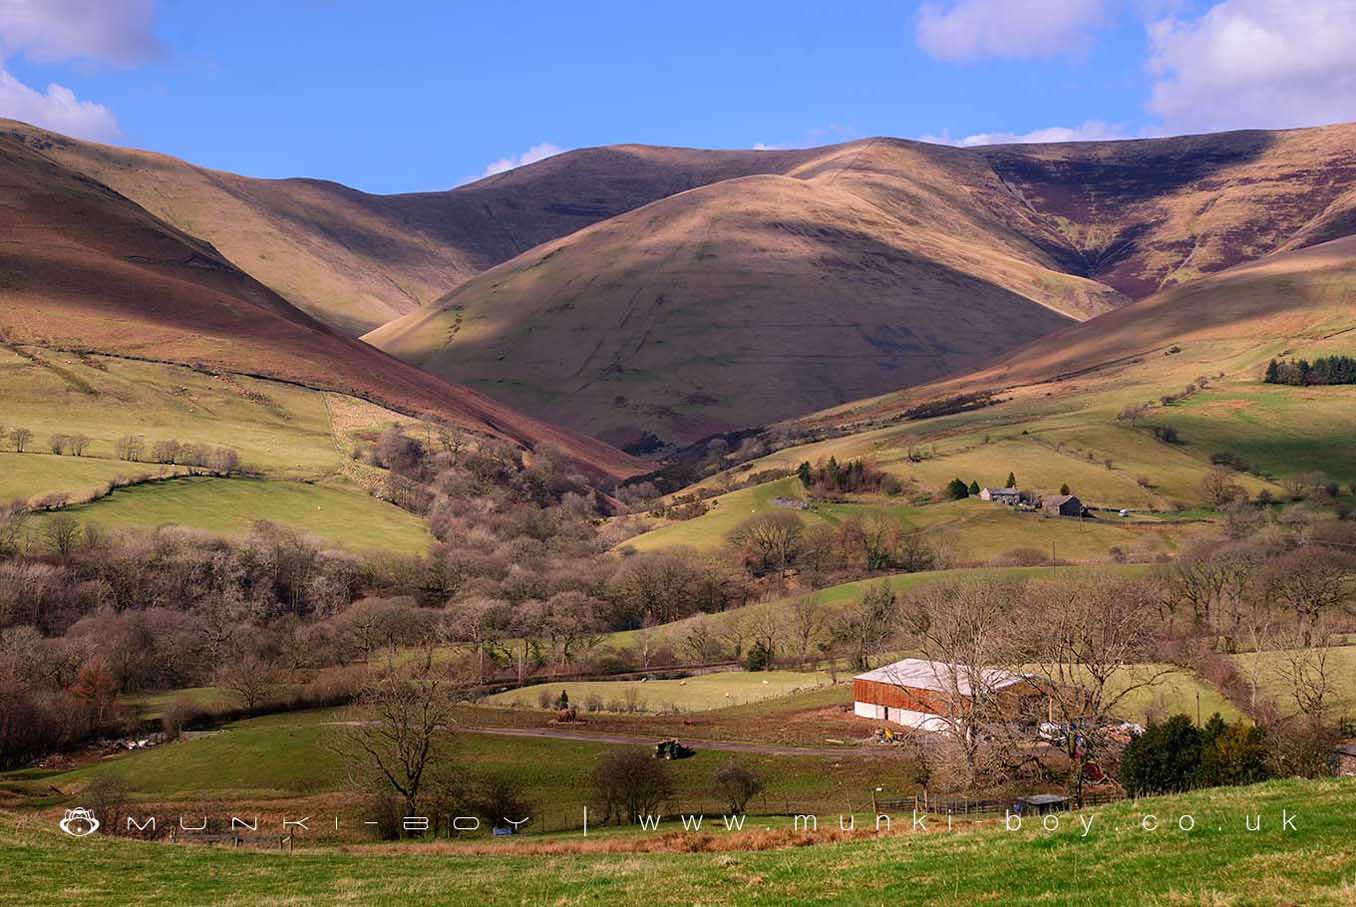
[729,511,803,579]
[711,760,764,814]
[897,580,1020,789]
[218,655,279,715]
[591,748,672,825]
[1272,622,1339,724]
[441,596,510,682]
[68,434,91,457]
[1200,466,1242,507]
[9,427,32,453]
[330,664,463,817]
[114,435,145,462]
[43,514,81,559]
[833,581,898,671]
[787,593,827,660]
[1019,575,1170,800]
[47,434,68,455]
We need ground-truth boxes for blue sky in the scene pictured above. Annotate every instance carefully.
[2,1,1354,193]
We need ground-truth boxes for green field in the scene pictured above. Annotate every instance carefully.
[30,707,903,813]
[625,477,1205,562]
[485,670,837,713]
[1168,384,1356,485]
[43,476,432,554]
[0,452,175,506]
[0,347,343,479]
[1228,645,1356,716]
[2,779,1353,905]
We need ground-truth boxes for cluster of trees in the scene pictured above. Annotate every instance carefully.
[726,511,953,582]
[1265,356,1356,386]
[1120,714,1269,795]
[4,426,34,453]
[46,434,92,456]
[795,457,900,496]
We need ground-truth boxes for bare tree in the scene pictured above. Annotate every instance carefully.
[898,580,1020,789]
[441,597,510,682]
[330,664,462,817]
[1264,546,1353,642]
[114,435,145,462]
[9,427,32,453]
[47,434,68,455]
[218,655,279,715]
[591,748,672,825]
[1019,575,1170,801]
[833,581,898,671]
[43,514,81,559]
[1200,466,1242,507]
[729,512,803,579]
[711,761,764,814]
[68,434,91,457]
[1273,622,1339,724]
[787,593,827,660]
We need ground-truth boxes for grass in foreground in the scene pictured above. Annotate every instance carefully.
[1,779,1353,905]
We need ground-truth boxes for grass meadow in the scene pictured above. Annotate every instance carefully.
[37,476,432,554]
[2,779,1353,905]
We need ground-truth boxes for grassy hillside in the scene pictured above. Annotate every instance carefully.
[624,477,1206,562]
[4,119,824,335]
[0,134,642,478]
[368,172,1088,446]
[2,779,1350,905]
[29,707,892,811]
[0,346,439,553]
[40,477,432,555]
[370,125,1356,445]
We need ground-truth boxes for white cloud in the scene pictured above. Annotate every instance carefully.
[0,67,118,139]
[752,142,786,151]
[922,121,1127,146]
[0,0,162,140]
[1147,0,1356,132]
[0,0,162,65]
[481,142,565,177]
[915,0,1114,61]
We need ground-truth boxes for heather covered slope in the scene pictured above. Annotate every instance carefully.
[0,134,642,478]
[367,173,1085,446]
[369,125,1356,445]
[2,119,821,335]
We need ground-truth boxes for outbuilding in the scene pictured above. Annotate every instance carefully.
[1042,494,1085,517]
[1333,741,1356,777]
[979,487,1021,505]
[852,658,1047,732]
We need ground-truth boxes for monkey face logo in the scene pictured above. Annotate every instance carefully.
[59,808,101,838]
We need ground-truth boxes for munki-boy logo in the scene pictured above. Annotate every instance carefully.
[58,808,100,838]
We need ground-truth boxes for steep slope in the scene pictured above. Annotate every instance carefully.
[0,134,642,478]
[802,234,1356,432]
[370,124,1356,446]
[366,173,1087,447]
[2,119,822,335]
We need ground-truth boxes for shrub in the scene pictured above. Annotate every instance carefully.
[712,761,765,814]
[591,749,673,825]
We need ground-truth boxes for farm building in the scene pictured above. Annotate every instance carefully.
[1333,741,1356,777]
[979,487,1022,504]
[852,658,1047,732]
[1042,494,1085,517]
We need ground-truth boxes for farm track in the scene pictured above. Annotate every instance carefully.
[457,724,896,759]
